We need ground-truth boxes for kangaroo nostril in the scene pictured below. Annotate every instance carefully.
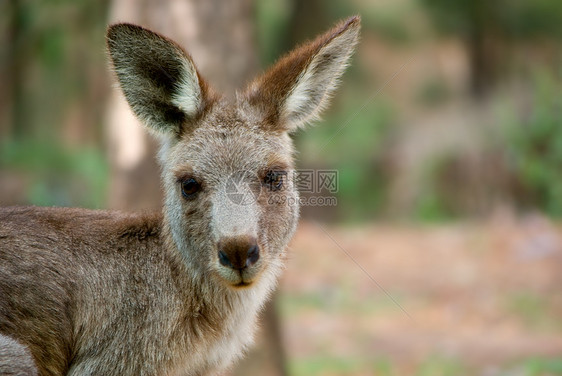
[218,250,233,268]
[246,245,260,267]
[218,237,259,270]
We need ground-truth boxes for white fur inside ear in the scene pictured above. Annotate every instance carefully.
[284,66,319,123]
[171,60,202,118]
[283,27,359,130]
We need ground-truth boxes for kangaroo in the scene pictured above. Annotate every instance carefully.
[0,16,360,376]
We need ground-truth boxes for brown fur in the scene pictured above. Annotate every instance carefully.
[246,16,360,129]
[0,16,360,376]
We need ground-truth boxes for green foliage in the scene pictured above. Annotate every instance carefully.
[504,291,562,332]
[506,293,547,327]
[255,0,292,66]
[524,358,562,375]
[289,355,473,376]
[502,71,562,216]
[419,0,488,37]
[360,2,415,43]
[0,139,108,208]
[414,191,451,222]
[416,356,468,376]
[416,77,451,107]
[39,26,65,70]
[279,289,401,319]
[289,356,368,376]
[413,154,456,222]
[420,0,562,39]
[289,356,562,376]
[289,355,401,376]
[502,358,562,376]
[499,0,562,38]
[295,82,395,222]
[7,0,108,141]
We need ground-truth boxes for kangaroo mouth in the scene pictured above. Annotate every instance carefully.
[217,267,261,289]
[230,269,259,288]
[233,280,253,288]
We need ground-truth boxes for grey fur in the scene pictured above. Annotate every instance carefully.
[0,17,360,376]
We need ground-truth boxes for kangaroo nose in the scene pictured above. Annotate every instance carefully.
[218,236,260,270]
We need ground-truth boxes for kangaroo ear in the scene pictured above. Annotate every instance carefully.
[106,23,214,136]
[245,16,360,132]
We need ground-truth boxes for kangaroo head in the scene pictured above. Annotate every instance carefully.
[106,17,360,289]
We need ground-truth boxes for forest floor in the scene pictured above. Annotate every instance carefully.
[277,215,562,376]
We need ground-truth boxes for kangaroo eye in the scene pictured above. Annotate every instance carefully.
[263,170,285,191]
[180,178,200,199]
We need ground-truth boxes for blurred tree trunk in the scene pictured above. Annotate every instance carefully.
[106,0,161,211]
[61,1,111,148]
[5,0,28,141]
[0,1,11,139]
[465,0,494,98]
[105,1,286,375]
[285,0,329,52]
[421,0,503,98]
[467,24,487,97]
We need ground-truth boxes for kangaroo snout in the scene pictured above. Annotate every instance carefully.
[218,236,260,270]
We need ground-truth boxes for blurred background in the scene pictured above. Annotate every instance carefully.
[1,0,562,375]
